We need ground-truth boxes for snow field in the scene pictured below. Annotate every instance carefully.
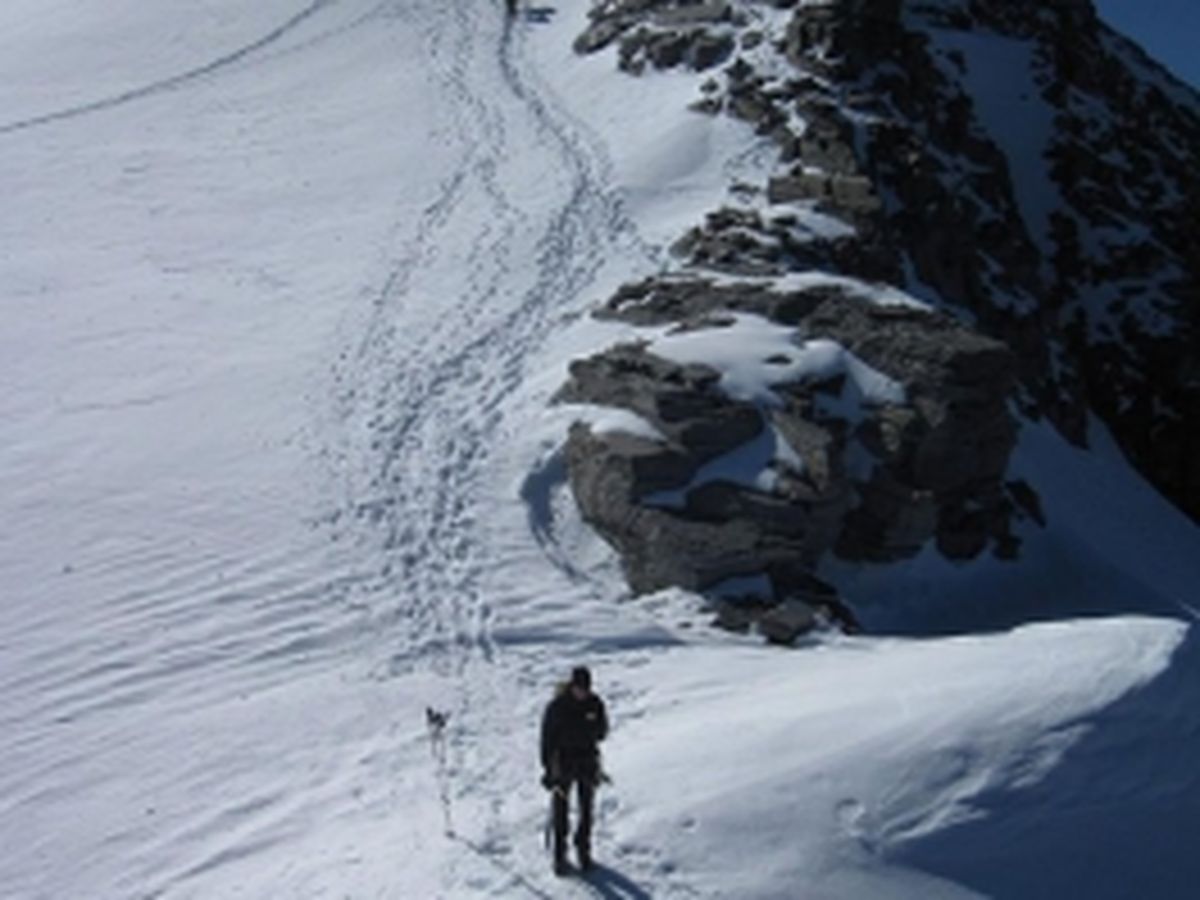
[1,1,1198,898]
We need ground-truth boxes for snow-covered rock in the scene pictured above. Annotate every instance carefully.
[562,0,1200,613]
[559,278,1019,604]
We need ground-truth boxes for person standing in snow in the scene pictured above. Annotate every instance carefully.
[541,666,608,875]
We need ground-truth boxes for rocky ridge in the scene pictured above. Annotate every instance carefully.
[559,0,1198,635]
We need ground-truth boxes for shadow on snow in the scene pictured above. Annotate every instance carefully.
[892,625,1200,899]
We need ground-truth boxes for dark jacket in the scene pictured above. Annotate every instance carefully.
[541,689,608,780]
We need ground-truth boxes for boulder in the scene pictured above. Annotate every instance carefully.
[559,279,1020,598]
[651,1,730,28]
[758,600,818,644]
[688,31,734,71]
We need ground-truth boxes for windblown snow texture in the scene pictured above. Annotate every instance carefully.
[1,2,1197,899]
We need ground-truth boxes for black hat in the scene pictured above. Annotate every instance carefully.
[570,666,592,691]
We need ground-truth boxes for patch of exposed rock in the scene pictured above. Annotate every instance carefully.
[575,0,738,73]
[557,280,1021,604]
[571,0,1200,522]
[780,0,1200,519]
[558,0,1197,632]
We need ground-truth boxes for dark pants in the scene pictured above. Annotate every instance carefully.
[552,775,595,864]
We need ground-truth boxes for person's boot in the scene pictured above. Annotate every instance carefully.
[575,841,593,872]
[553,839,570,876]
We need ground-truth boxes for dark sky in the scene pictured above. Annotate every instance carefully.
[1093,0,1200,88]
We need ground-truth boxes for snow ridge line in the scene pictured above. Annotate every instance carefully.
[0,0,342,137]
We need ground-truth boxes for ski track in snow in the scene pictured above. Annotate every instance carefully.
[0,0,666,895]
[324,0,674,895]
[331,2,609,667]
[0,1,349,137]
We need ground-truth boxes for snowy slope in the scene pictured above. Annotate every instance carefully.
[2,2,1198,898]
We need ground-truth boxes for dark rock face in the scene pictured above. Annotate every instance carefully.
[559,343,764,473]
[758,599,817,644]
[639,2,1197,520]
[778,0,1200,519]
[563,0,1198,613]
[575,1,737,73]
[558,281,1018,599]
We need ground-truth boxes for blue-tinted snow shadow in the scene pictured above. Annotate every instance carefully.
[523,6,557,24]
[451,831,652,899]
[518,444,597,586]
[830,529,1187,638]
[827,417,1200,638]
[579,863,653,900]
[520,446,564,546]
[503,4,556,26]
[889,624,1200,899]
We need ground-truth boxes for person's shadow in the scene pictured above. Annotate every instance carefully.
[449,832,652,899]
[580,863,653,900]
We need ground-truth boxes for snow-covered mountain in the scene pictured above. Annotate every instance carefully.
[558,0,1200,625]
[1,2,1196,898]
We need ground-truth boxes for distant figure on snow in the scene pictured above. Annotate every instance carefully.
[505,0,518,17]
[541,665,608,875]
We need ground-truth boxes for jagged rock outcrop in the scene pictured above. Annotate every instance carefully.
[560,0,1198,617]
[578,0,1200,520]
[575,0,738,73]
[557,280,1020,600]
[779,0,1199,516]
